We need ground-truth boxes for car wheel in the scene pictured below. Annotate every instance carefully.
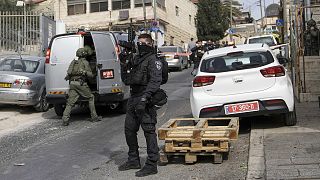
[284,110,297,126]
[54,104,65,116]
[34,90,50,112]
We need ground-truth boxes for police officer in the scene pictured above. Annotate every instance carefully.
[118,34,162,177]
[62,48,101,126]
[191,40,204,74]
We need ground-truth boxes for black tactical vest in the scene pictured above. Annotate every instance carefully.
[127,55,150,85]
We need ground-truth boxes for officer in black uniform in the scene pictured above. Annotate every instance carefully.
[118,34,162,177]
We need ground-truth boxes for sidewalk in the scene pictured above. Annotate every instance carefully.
[247,102,320,179]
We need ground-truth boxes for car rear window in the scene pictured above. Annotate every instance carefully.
[200,51,274,73]
[248,36,276,46]
[0,59,39,73]
[159,47,177,52]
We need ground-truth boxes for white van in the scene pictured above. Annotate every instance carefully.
[45,31,130,116]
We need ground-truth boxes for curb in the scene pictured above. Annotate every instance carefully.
[246,128,265,180]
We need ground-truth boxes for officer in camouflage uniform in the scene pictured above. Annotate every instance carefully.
[118,34,162,177]
[62,48,101,126]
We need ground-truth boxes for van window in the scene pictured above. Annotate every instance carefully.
[51,36,81,63]
[92,33,116,60]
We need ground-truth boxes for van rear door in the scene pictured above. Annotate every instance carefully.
[91,32,121,94]
[46,35,82,94]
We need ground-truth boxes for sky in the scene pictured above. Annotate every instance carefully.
[239,0,280,20]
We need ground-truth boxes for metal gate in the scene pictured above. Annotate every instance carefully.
[0,11,55,56]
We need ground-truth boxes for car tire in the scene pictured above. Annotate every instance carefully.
[284,110,297,126]
[34,90,50,112]
[54,104,65,116]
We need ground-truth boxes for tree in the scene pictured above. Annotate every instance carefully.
[0,0,22,11]
[195,0,229,41]
[221,0,242,25]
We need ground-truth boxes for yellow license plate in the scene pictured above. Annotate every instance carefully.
[0,82,11,88]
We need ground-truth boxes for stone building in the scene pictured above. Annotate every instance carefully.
[53,0,197,47]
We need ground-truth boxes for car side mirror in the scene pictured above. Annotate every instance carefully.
[278,57,288,65]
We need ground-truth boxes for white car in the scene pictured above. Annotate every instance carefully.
[190,44,296,126]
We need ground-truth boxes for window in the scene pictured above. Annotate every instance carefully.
[157,0,165,9]
[189,15,192,24]
[0,59,39,73]
[91,0,108,12]
[112,0,130,10]
[67,0,86,15]
[134,0,152,7]
[248,36,276,46]
[175,6,179,16]
[200,51,274,73]
[311,0,320,5]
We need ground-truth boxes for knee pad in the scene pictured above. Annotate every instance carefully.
[142,123,156,132]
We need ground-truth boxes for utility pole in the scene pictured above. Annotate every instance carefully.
[259,0,264,33]
[23,0,27,49]
[142,0,147,31]
[230,0,233,28]
[153,0,158,47]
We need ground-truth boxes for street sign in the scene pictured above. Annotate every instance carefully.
[227,28,236,34]
[276,19,284,27]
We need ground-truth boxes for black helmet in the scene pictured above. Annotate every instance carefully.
[150,89,167,107]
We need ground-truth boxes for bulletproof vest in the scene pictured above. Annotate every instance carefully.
[127,55,149,85]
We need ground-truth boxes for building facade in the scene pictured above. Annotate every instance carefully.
[53,0,197,47]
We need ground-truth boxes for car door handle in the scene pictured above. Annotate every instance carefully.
[51,64,56,66]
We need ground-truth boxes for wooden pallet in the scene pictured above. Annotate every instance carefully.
[158,117,239,164]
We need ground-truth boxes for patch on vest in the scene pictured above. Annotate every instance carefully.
[155,61,162,70]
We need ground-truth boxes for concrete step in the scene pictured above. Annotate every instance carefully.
[302,79,320,93]
[299,93,320,102]
[299,56,320,73]
[299,72,320,80]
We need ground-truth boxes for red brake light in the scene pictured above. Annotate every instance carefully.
[260,66,285,77]
[25,80,32,86]
[193,76,215,87]
[45,49,51,64]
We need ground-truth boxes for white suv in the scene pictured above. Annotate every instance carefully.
[190,44,296,126]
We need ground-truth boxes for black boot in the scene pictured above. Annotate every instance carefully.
[135,165,158,177]
[118,161,141,171]
[89,116,102,122]
[62,121,69,126]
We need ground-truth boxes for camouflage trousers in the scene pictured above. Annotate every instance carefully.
[62,81,98,123]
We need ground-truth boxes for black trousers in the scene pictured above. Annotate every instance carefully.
[124,95,159,168]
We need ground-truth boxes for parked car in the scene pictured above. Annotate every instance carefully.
[0,55,49,112]
[158,46,189,71]
[244,34,283,57]
[190,44,296,126]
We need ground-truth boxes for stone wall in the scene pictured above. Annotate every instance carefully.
[298,56,320,102]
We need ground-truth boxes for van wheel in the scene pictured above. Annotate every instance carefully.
[284,110,297,126]
[54,104,65,116]
[34,90,50,112]
[117,99,128,114]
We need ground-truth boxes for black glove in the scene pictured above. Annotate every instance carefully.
[135,98,147,117]
[64,74,70,81]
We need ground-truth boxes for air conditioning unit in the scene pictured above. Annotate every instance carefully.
[119,10,129,21]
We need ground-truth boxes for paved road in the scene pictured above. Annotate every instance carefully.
[0,68,250,180]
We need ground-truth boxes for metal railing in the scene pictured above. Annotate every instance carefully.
[0,11,41,55]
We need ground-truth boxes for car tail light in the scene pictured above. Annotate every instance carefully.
[45,49,51,64]
[174,55,179,59]
[260,66,285,77]
[13,79,32,86]
[193,76,215,87]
